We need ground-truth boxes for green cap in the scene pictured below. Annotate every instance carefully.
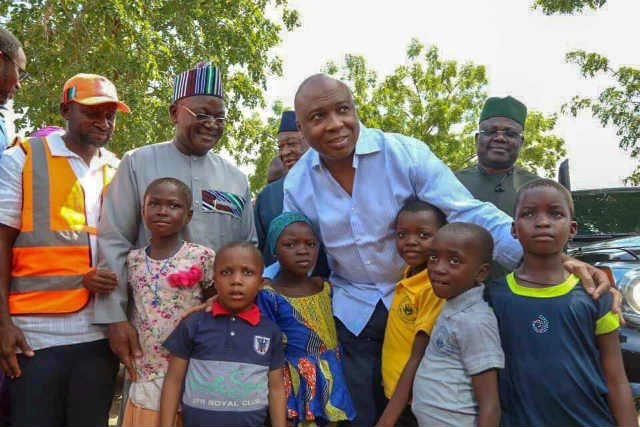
[479,96,527,126]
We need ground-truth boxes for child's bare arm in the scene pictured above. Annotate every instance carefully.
[471,369,500,427]
[268,367,287,427]
[376,332,429,427]
[597,331,637,427]
[159,355,189,427]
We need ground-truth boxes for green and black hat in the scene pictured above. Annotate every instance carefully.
[480,96,527,126]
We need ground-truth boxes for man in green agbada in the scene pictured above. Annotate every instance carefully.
[457,96,539,215]
[457,96,540,278]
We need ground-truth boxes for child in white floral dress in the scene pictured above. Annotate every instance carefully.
[121,178,216,427]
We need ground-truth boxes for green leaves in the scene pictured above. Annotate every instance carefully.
[3,0,299,157]
[532,0,607,14]
[532,1,638,184]
[564,51,640,184]
[325,40,566,176]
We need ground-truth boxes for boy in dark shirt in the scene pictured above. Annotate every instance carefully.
[160,242,286,427]
[487,179,636,427]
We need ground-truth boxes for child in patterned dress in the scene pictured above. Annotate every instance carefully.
[257,212,356,427]
[121,177,216,427]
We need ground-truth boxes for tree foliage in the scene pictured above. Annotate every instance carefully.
[532,0,640,184]
[325,39,566,176]
[237,101,286,194]
[0,0,300,158]
[562,50,640,184]
[532,0,607,14]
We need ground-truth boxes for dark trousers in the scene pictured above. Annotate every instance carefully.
[8,339,118,427]
[336,300,388,427]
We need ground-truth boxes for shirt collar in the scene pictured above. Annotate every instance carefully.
[477,163,514,177]
[443,284,485,318]
[397,266,431,292]
[211,301,261,326]
[45,133,119,169]
[311,122,382,170]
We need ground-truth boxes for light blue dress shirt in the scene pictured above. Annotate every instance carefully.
[277,124,522,335]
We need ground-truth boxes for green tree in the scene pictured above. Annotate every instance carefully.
[562,51,640,183]
[532,0,607,14]
[0,0,299,158]
[237,101,287,194]
[532,0,640,184]
[325,39,566,176]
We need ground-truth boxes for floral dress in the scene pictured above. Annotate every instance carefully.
[257,283,356,426]
[127,241,215,410]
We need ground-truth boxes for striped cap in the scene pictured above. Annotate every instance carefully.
[172,61,223,103]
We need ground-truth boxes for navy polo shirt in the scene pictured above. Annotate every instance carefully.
[164,309,284,427]
[487,274,618,427]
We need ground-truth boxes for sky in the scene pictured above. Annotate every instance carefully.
[264,0,638,190]
[5,1,637,190]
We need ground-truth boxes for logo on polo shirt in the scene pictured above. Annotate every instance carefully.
[531,314,550,334]
[254,335,271,355]
[397,295,417,323]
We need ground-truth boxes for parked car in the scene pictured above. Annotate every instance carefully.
[569,187,640,406]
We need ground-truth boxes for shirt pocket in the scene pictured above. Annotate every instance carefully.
[200,189,246,219]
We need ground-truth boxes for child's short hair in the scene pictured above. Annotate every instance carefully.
[439,222,494,264]
[215,241,264,269]
[514,179,574,217]
[395,198,447,228]
[144,177,193,208]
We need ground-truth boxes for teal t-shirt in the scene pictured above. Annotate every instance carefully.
[486,273,619,427]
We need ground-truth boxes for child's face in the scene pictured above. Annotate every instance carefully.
[427,230,489,300]
[143,182,192,238]
[275,222,319,276]
[395,210,440,271]
[214,247,264,313]
[513,186,577,256]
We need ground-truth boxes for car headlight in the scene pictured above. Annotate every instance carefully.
[619,268,640,324]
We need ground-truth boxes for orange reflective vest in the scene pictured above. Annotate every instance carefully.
[9,137,115,315]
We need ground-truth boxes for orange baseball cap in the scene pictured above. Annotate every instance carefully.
[61,73,130,113]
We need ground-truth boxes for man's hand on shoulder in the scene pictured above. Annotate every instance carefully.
[563,256,624,324]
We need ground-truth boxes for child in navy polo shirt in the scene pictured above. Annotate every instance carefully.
[159,242,286,427]
[487,179,636,426]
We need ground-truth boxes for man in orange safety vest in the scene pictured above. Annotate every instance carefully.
[0,73,129,427]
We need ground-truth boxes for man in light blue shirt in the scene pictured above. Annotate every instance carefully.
[279,74,612,426]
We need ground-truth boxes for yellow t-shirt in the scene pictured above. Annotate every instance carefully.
[381,267,445,398]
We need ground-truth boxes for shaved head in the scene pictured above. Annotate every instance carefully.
[294,73,352,111]
[293,73,359,164]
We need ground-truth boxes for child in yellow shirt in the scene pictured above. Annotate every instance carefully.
[376,199,447,427]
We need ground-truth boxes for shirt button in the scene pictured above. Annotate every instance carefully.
[230,331,235,336]
[231,317,236,322]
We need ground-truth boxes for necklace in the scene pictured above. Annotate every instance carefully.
[144,242,184,307]
[513,272,563,287]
